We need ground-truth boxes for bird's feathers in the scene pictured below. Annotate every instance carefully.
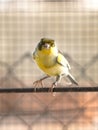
[56,52,71,70]
[41,38,54,44]
[67,73,78,85]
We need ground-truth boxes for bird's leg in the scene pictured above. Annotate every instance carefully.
[33,75,49,90]
[49,75,61,92]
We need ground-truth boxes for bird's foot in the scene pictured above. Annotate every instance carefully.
[49,82,57,92]
[33,79,43,91]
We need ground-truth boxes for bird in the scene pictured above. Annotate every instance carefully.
[33,38,78,91]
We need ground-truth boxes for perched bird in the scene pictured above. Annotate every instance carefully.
[33,38,78,91]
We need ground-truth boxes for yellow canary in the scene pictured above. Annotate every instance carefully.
[33,38,78,91]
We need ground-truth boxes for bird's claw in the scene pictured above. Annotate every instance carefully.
[49,82,57,92]
[33,80,43,91]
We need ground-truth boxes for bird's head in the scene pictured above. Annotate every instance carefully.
[38,38,56,51]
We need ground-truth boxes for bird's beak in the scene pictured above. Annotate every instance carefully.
[43,43,50,49]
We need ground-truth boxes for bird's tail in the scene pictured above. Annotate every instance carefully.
[67,73,78,85]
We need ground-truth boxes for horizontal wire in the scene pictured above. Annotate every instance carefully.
[0,87,98,93]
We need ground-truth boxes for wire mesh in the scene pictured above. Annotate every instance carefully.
[0,0,98,130]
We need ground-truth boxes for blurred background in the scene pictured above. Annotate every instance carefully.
[0,0,98,130]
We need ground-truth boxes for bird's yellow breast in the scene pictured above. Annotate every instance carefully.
[33,47,68,76]
[34,47,58,67]
[35,57,66,76]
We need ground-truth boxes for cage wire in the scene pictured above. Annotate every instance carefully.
[0,0,98,130]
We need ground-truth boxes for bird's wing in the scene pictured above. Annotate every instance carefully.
[56,52,71,70]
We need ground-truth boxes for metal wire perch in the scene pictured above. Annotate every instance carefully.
[0,86,98,93]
